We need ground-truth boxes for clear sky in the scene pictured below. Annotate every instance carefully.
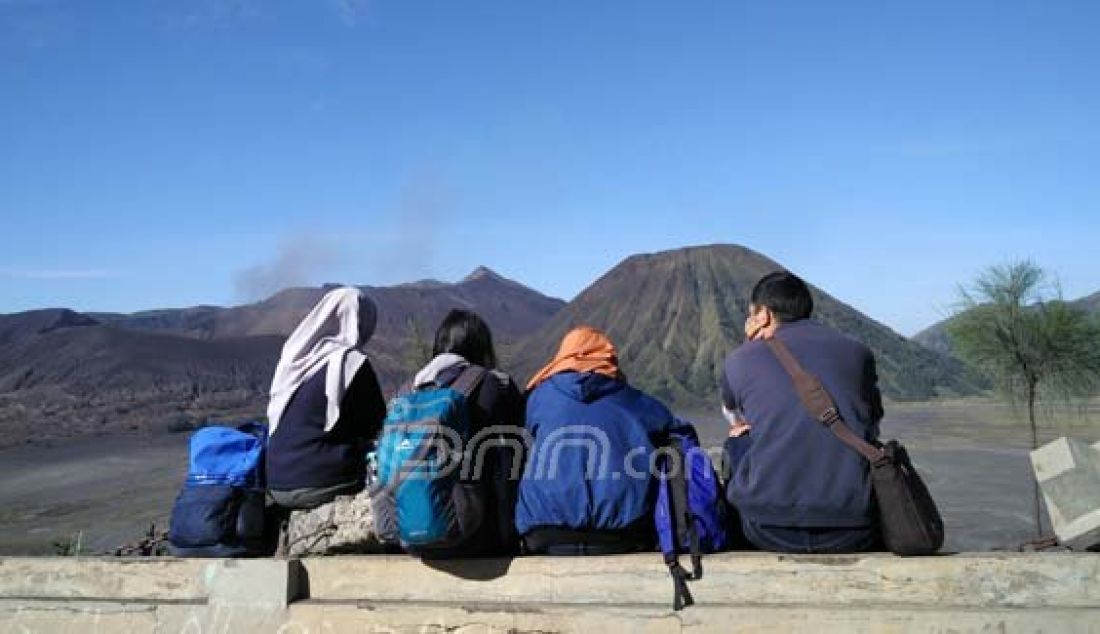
[1,0,1097,335]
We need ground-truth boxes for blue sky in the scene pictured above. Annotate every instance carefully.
[1,0,1097,335]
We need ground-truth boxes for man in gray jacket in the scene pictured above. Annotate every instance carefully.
[722,271,883,553]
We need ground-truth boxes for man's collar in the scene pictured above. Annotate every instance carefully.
[775,318,813,333]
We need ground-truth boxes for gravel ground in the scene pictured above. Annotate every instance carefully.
[0,399,1095,554]
[0,433,188,554]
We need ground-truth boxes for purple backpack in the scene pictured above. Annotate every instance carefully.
[655,421,730,610]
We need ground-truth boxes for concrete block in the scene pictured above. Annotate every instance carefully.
[156,602,292,634]
[1031,437,1100,549]
[3,600,1100,634]
[299,552,1100,609]
[202,558,302,610]
[0,557,206,601]
[283,603,1100,634]
[3,554,1100,631]
[0,600,159,633]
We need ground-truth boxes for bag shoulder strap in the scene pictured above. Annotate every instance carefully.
[764,339,884,464]
[449,365,488,400]
[661,439,700,611]
[404,365,486,399]
[670,440,703,579]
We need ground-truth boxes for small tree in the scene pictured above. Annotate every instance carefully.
[948,261,1100,537]
[403,316,434,373]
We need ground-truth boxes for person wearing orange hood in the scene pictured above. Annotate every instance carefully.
[515,326,676,554]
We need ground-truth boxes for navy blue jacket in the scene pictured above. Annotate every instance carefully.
[266,361,386,492]
[722,319,883,527]
[515,372,676,535]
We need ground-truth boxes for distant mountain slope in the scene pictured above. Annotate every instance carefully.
[89,306,225,338]
[911,319,954,356]
[0,269,564,446]
[91,266,565,390]
[912,291,1100,358]
[1075,291,1100,315]
[97,266,564,346]
[0,308,99,350]
[0,325,280,396]
[510,245,983,405]
[0,314,283,447]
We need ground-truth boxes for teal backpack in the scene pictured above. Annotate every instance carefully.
[373,366,487,551]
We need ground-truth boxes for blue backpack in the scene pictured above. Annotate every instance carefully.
[655,420,730,610]
[373,366,487,551]
[168,421,270,557]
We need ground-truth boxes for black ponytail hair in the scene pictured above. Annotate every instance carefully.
[432,309,498,369]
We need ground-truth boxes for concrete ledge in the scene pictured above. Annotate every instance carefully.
[0,557,208,602]
[299,552,1100,609]
[2,553,1099,632]
[286,602,1100,633]
[4,600,1100,633]
[205,558,304,610]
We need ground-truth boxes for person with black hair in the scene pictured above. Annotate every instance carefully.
[400,309,525,556]
[721,271,884,553]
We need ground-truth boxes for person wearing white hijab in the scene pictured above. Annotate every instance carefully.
[267,286,377,436]
[266,286,387,510]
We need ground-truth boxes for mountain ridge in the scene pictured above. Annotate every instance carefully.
[0,270,564,447]
[1,246,985,446]
[87,266,564,343]
[912,292,1100,357]
[509,244,983,404]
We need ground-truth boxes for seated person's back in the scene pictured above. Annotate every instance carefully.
[265,287,386,509]
[517,326,675,555]
[266,360,384,501]
[723,272,883,553]
[399,309,525,557]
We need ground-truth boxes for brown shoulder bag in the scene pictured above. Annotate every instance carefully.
[765,339,945,555]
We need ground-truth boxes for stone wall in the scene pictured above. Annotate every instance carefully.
[1,553,1099,632]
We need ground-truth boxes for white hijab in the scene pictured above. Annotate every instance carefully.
[266,286,378,436]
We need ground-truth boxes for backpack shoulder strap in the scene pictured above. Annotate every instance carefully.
[449,365,488,400]
[764,339,884,464]
[661,438,700,611]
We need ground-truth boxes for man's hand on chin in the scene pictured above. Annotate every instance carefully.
[723,405,753,437]
[728,421,752,437]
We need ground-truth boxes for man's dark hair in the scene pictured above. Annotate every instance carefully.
[750,271,814,322]
[432,309,498,368]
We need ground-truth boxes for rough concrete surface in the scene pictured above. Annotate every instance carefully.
[1032,437,1100,549]
[1,554,1099,632]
